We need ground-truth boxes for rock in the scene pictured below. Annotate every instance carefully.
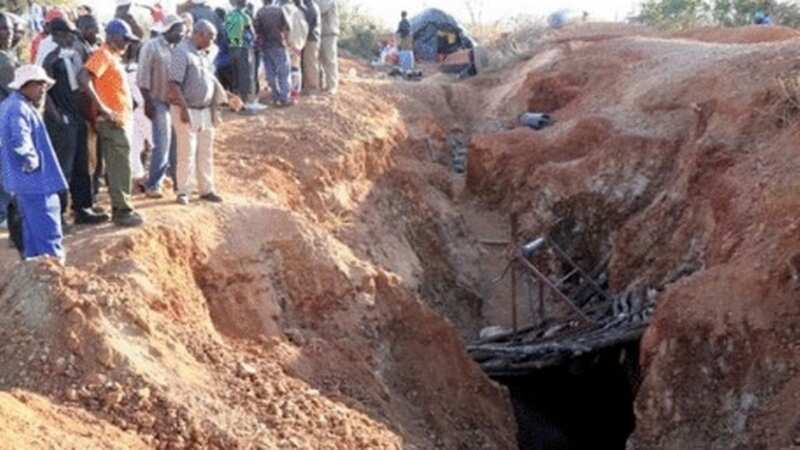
[65,388,79,401]
[136,387,151,402]
[237,362,258,378]
[103,390,125,407]
[85,372,107,386]
[95,341,116,369]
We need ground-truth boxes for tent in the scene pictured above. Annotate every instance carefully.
[409,8,476,62]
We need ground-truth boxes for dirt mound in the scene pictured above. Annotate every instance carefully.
[0,69,515,449]
[465,26,800,449]
[674,25,800,44]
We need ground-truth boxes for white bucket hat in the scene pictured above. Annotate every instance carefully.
[8,65,55,91]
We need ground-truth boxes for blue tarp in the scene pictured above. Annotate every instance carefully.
[409,8,475,61]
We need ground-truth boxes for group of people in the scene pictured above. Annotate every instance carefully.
[0,0,342,263]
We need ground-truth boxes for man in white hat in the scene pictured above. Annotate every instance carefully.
[0,64,68,261]
[137,14,185,197]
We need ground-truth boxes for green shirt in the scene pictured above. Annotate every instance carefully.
[225,8,252,48]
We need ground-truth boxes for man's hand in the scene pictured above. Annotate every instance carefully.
[99,105,119,125]
[180,107,190,125]
[22,154,39,173]
[144,99,156,121]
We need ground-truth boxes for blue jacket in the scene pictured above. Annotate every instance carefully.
[0,91,67,195]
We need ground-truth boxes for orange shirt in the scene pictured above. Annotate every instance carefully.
[84,45,132,126]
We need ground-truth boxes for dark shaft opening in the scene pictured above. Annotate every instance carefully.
[495,343,640,450]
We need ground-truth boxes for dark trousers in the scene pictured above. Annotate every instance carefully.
[230,46,255,103]
[46,113,93,214]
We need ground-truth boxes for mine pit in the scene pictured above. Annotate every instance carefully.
[468,233,651,450]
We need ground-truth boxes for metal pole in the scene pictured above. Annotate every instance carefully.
[510,214,519,334]
[517,254,595,325]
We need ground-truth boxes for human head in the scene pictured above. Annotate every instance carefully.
[76,5,93,16]
[262,0,274,6]
[11,65,54,107]
[401,11,407,18]
[161,15,185,45]
[76,14,99,45]
[43,8,65,35]
[116,0,132,14]
[231,0,246,7]
[49,18,77,49]
[0,14,13,50]
[181,12,194,35]
[104,19,140,53]
[192,19,217,50]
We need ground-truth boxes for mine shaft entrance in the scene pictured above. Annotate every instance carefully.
[469,236,653,450]
[495,343,640,450]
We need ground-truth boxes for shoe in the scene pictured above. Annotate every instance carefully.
[113,211,144,227]
[199,192,223,203]
[74,208,110,225]
[145,187,164,199]
[176,194,190,205]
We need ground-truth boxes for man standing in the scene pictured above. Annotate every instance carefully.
[0,13,18,229]
[169,20,225,205]
[255,0,291,106]
[138,15,184,198]
[301,0,320,93]
[79,19,143,227]
[225,0,256,106]
[397,11,412,51]
[41,18,109,226]
[115,0,145,40]
[0,65,68,261]
[318,0,339,95]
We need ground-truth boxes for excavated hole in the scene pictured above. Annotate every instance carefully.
[496,343,640,450]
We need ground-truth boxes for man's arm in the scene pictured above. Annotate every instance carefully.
[136,43,156,120]
[167,46,190,124]
[8,109,39,172]
[168,81,190,124]
[78,68,117,124]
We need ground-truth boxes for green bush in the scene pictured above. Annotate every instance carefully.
[635,0,800,28]
[337,0,389,59]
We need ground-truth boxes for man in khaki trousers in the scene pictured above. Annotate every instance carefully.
[317,0,339,95]
[301,0,320,92]
[168,20,225,205]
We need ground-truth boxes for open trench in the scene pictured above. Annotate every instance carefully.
[385,80,656,449]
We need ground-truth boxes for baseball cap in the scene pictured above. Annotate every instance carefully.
[105,19,140,42]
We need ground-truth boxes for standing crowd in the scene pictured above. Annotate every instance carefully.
[0,0,341,263]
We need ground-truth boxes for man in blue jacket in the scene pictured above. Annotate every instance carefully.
[0,65,68,261]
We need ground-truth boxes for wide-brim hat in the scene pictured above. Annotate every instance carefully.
[9,65,55,91]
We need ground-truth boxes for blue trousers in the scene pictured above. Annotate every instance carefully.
[0,161,9,223]
[146,100,174,191]
[0,184,9,224]
[17,193,64,261]
[262,47,291,103]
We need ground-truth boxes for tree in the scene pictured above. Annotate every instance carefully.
[635,0,800,28]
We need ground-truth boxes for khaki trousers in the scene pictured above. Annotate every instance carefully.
[302,39,320,91]
[319,35,338,92]
[172,106,216,197]
[96,121,134,214]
